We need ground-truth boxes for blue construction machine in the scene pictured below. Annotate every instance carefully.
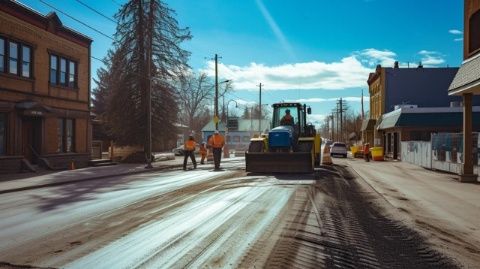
[245,102,321,173]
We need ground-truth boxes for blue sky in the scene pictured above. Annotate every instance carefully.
[19,0,464,126]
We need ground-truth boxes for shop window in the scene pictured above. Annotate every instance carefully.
[57,118,75,152]
[57,119,64,152]
[469,10,480,54]
[0,113,6,155]
[66,119,74,152]
[0,38,4,72]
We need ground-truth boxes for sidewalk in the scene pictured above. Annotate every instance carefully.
[0,157,185,194]
[340,157,480,267]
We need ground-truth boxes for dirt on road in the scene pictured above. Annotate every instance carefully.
[0,165,460,269]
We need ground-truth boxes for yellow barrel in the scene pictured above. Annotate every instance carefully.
[350,146,359,156]
[371,147,384,161]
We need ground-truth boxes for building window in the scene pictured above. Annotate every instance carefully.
[469,10,480,54]
[57,118,75,152]
[0,38,4,72]
[60,58,66,85]
[21,46,30,78]
[50,54,77,88]
[57,119,64,152]
[0,37,32,78]
[0,113,6,155]
[50,55,57,84]
[8,42,18,75]
[68,61,76,88]
[66,119,74,152]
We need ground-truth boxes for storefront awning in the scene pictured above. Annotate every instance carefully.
[15,100,52,117]
[448,53,480,95]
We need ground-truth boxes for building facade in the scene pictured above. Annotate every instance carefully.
[448,0,480,182]
[0,1,92,173]
[361,63,477,148]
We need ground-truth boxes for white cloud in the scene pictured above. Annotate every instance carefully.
[286,97,369,103]
[454,38,463,42]
[355,48,397,67]
[201,56,372,91]
[234,99,256,106]
[448,29,463,35]
[200,47,446,92]
[417,50,445,67]
[308,114,328,124]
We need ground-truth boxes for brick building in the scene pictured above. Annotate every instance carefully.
[0,1,92,172]
[361,63,480,148]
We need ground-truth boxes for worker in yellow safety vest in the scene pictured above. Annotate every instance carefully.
[183,135,197,170]
[208,130,225,170]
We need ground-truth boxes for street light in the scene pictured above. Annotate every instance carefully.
[224,99,238,158]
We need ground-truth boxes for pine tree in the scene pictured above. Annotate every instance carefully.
[104,0,191,149]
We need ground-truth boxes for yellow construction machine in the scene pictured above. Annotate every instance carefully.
[245,103,321,173]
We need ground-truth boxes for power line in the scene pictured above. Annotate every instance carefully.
[39,0,114,41]
[74,0,117,24]
[111,0,122,6]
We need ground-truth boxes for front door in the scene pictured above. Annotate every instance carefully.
[22,117,42,163]
[393,132,399,160]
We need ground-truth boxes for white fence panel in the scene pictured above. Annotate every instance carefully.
[401,141,432,169]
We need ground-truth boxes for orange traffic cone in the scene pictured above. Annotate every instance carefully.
[70,160,76,170]
[321,145,333,165]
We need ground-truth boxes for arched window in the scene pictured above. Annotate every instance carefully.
[469,10,480,54]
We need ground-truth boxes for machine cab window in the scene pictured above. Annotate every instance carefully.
[273,105,299,128]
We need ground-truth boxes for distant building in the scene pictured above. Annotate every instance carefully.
[447,0,480,182]
[0,1,92,172]
[201,118,270,152]
[377,105,480,159]
[361,63,480,150]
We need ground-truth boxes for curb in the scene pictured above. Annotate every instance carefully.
[0,163,185,195]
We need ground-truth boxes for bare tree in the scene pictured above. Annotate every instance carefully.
[177,72,214,135]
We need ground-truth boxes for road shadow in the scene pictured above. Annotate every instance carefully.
[30,171,149,212]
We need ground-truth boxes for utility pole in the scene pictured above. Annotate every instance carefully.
[361,89,365,120]
[340,98,343,141]
[214,54,219,130]
[258,83,262,132]
[145,1,154,169]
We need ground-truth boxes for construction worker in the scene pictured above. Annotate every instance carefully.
[199,142,207,164]
[363,143,370,162]
[208,130,225,170]
[280,109,294,126]
[183,135,197,170]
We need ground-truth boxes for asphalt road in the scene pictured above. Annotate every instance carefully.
[0,158,459,269]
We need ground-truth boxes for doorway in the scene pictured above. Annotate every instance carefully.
[393,132,399,159]
[22,117,42,163]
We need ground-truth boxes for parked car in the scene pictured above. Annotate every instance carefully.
[172,145,201,156]
[330,142,347,158]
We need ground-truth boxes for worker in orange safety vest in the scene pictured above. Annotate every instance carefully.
[199,142,207,164]
[363,143,370,162]
[280,109,294,126]
[208,130,225,170]
[183,135,197,170]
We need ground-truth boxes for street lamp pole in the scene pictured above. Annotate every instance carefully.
[224,99,238,158]
[214,54,219,130]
